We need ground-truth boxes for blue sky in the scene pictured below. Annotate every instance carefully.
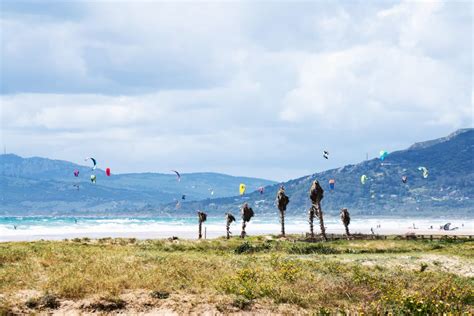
[1,0,472,181]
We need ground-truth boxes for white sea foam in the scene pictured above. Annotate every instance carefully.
[0,217,472,242]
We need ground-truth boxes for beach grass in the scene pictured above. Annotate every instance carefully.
[0,236,473,314]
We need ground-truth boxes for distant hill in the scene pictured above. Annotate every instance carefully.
[0,155,276,215]
[2,129,472,217]
[171,129,474,217]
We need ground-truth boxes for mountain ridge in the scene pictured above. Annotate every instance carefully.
[408,128,472,150]
[1,129,472,217]
[169,128,474,217]
[0,154,276,215]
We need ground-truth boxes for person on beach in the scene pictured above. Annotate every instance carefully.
[240,203,254,238]
[276,186,289,237]
[309,180,327,241]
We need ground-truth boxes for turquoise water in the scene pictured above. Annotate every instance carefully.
[0,216,471,241]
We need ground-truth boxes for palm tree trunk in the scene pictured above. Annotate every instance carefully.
[226,222,230,239]
[345,224,350,238]
[240,220,246,238]
[198,221,202,239]
[279,208,285,236]
[316,202,328,241]
[308,206,315,238]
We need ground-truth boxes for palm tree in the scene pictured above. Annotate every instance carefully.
[309,180,327,241]
[340,208,351,239]
[225,212,236,239]
[276,186,289,236]
[308,206,316,238]
[240,203,254,238]
[197,211,207,239]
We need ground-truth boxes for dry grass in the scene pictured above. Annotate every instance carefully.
[0,236,473,314]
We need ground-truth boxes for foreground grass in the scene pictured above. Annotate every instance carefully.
[0,236,473,314]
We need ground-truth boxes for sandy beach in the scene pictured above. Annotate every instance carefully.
[1,216,472,242]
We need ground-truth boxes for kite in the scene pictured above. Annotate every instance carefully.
[360,175,368,185]
[74,170,79,177]
[402,175,408,183]
[379,151,389,161]
[85,157,97,170]
[106,168,111,176]
[90,175,96,183]
[323,150,329,159]
[239,183,246,195]
[172,170,181,182]
[418,166,429,178]
[329,179,335,190]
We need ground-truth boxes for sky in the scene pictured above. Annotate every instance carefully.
[0,0,472,181]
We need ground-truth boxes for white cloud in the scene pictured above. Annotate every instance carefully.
[0,1,472,180]
[280,43,470,128]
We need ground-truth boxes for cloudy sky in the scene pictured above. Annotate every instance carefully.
[1,0,472,181]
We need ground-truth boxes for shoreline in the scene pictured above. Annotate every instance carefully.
[1,229,471,243]
[1,217,472,242]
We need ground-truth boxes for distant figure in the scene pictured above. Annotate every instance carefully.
[430,225,433,229]
[240,203,254,238]
[197,211,207,239]
[441,223,458,231]
[442,223,451,231]
[340,208,351,238]
[276,186,290,237]
[13,225,17,230]
[225,212,236,239]
[309,180,327,241]
[370,227,375,235]
[74,218,78,224]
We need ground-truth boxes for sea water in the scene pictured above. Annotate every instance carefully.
[0,216,472,242]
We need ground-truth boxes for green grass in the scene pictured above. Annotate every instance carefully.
[0,236,473,314]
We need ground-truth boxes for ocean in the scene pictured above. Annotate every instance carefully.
[0,216,472,242]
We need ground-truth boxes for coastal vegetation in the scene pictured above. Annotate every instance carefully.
[1,236,472,314]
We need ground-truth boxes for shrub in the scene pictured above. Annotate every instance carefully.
[234,242,253,254]
[419,263,428,272]
[218,267,273,300]
[90,297,126,311]
[232,295,252,310]
[287,243,339,254]
[25,298,38,309]
[39,294,60,309]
